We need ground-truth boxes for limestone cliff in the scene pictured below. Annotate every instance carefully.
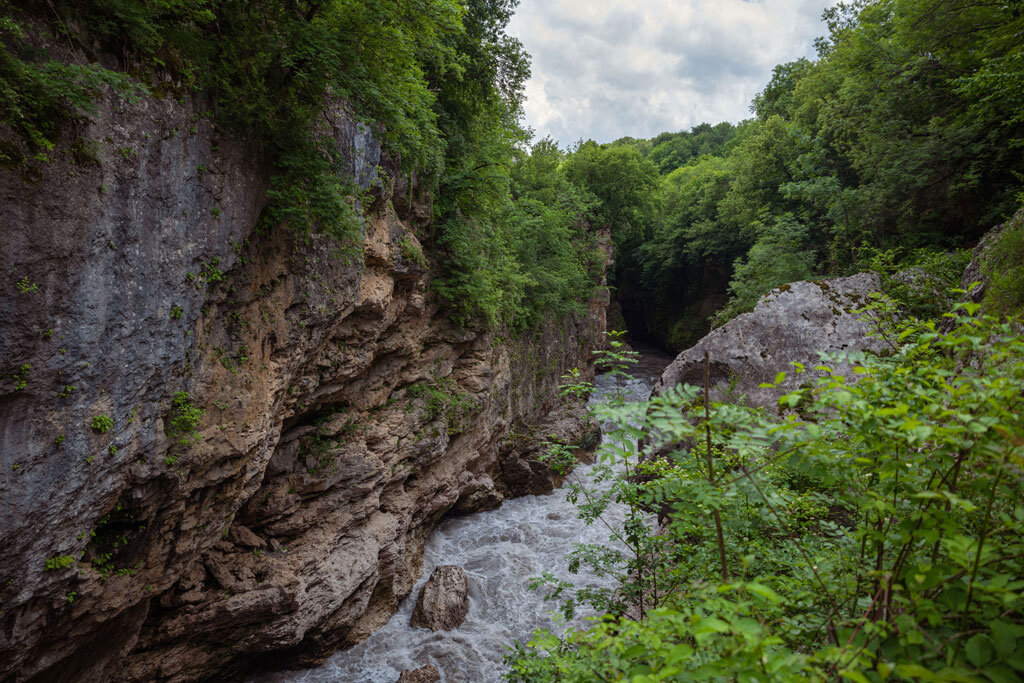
[0,91,608,681]
[655,273,888,408]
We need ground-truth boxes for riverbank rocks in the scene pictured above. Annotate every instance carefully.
[410,566,470,631]
[655,273,889,410]
[397,665,441,683]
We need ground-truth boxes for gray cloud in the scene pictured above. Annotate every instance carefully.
[507,0,836,145]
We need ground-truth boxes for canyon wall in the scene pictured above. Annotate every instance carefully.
[0,90,607,681]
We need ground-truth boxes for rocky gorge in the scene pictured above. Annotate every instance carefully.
[0,89,610,682]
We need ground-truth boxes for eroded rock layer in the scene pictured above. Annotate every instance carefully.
[0,91,607,682]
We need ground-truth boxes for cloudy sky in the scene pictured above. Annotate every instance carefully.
[506,0,836,145]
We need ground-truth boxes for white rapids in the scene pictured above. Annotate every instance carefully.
[264,371,654,683]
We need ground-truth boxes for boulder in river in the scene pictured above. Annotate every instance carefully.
[655,273,889,410]
[410,565,469,631]
[397,664,441,682]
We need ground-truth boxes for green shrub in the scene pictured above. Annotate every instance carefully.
[982,210,1024,317]
[89,414,113,433]
[14,276,37,293]
[44,555,74,571]
[509,308,1024,682]
[861,245,972,319]
[399,235,428,268]
[166,391,204,448]
[407,377,477,436]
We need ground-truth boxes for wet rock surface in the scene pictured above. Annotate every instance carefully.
[409,565,469,631]
[655,273,889,408]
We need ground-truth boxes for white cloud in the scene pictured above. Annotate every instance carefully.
[507,0,835,145]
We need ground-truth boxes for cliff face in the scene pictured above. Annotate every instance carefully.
[0,91,607,681]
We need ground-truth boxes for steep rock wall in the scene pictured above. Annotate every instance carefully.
[0,90,607,681]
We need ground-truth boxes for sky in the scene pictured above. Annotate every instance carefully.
[506,0,836,146]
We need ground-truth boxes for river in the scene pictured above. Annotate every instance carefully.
[262,345,673,682]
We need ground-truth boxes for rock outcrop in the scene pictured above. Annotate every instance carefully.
[655,273,888,408]
[409,565,470,631]
[0,88,608,680]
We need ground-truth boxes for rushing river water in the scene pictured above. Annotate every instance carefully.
[266,347,672,683]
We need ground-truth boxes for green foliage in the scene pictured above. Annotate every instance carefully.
[981,210,1024,318]
[431,136,602,331]
[508,308,1024,682]
[644,122,739,175]
[44,555,74,571]
[14,276,37,293]
[399,235,428,269]
[714,213,817,325]
[86,501,147,580]
[562,141,659,242]
[408,376,477,436]
[166,391,203,448]
[859,245,973,319]
[89,414,113,433]
[0,1,136,162]
[10,362,29,390]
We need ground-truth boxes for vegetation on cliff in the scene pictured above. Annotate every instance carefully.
[0,0,603,331]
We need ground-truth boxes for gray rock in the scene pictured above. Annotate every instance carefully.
[0,83,610,681]
[409,565,469,631]
[397,665,441,683]
[655,273,889,409]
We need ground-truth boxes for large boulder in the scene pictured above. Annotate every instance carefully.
[409,565,469,631]
[655,273,889,410]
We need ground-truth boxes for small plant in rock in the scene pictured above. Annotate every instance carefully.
[170,304,183,320]
[11,363,30,390]
[200,258,224,284]
[44,556,74,571]
[166,392,204,448]
[15,276,38,293]
[400,235,428,268]
[407,377,477,436]
[89,415,113,433]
